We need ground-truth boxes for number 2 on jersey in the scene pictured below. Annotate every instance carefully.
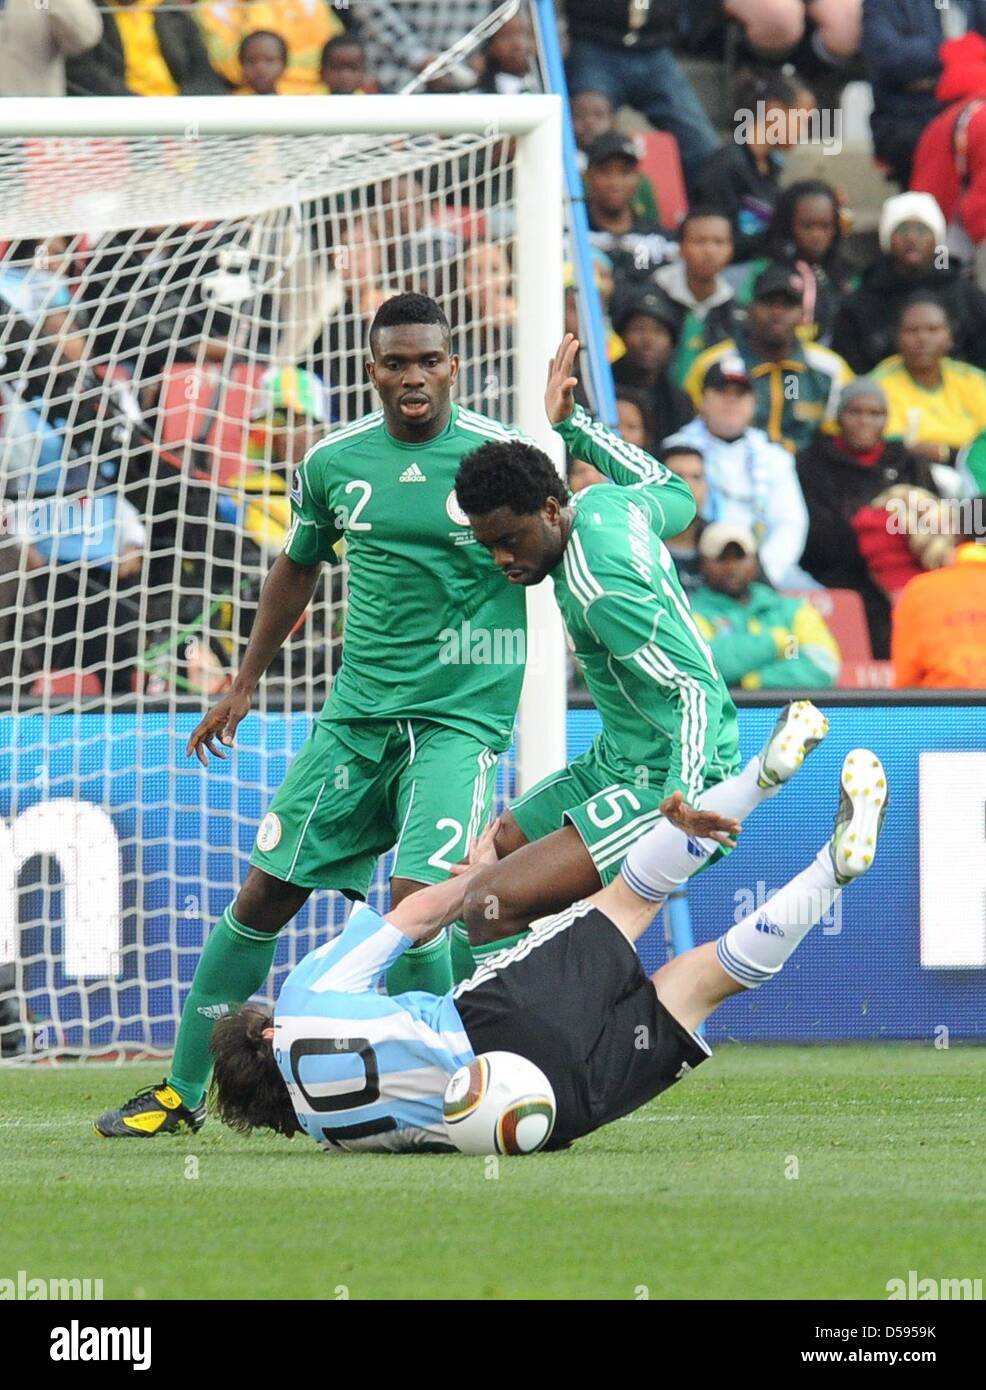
[344,479,373,531]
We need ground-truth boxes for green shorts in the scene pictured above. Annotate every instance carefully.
[510,734,738,885]
[250,718,499,898]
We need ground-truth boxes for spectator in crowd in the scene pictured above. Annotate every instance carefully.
[563,0,721,194]
[311,213,400,423]
[797,377,941,656]
[737,180,856,346]
[67,0,226,96]
[693,67,816,263]
[570,91,664,225]
[654,205,738,385]
[832,191,986,373]
[0,0,102,98]
[871,294,986,480]
[15,489,146,696]
[564,252,623,371]
[196,0,344,95]
[861,0,986,188]
[235,30,288,95]
[723,1,862,63]
[611,288,695,442]
[686,264,853,453]
[667,355,811,589]
[893,540,986,687]
[477,11,537,95]
[615,386,658,454]
[690,522,840,690]
[456,242,517,415]
[661,441,708,594]
[321,33,373,94]
[584,133,677,287]
[911,31,986,273]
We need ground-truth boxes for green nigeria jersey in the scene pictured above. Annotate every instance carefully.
[553,405,739,801]
[284,404,529,752]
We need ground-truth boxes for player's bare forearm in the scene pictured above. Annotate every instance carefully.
[232,553,321,695]
[386,863,482,940]
[185,554,321,764]
[387,821,500,940]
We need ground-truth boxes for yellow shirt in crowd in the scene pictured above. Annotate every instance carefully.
[111,0,179,97]
[872,354,986,450]
[196,0,344,95]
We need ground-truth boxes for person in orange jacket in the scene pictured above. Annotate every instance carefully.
[892,540,986,687]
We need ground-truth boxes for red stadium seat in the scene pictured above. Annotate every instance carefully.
[32,670,103,697]
[157,362,267,483]
[785,588,874,663]
[631,130,687,230]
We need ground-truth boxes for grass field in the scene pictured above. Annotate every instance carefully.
[3,1046,984,1301]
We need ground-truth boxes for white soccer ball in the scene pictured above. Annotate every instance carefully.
[443,1051,556,1155]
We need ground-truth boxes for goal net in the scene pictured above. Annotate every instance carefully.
[0,95,564,1061]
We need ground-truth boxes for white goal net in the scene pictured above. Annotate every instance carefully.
[0,95,564,1061]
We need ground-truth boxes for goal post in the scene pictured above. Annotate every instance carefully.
[0,95,567,1060]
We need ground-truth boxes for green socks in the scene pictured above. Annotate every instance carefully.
[450,922,527,984]
[168,906,279,1111]
[385,928,452,996]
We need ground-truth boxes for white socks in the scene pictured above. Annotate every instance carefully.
[620,757,778,903]
[716,846,840,988]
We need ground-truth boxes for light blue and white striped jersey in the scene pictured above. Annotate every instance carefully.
[273,906,475,1153]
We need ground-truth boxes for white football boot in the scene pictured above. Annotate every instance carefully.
[828,749,889,886]
[757,699,830,790]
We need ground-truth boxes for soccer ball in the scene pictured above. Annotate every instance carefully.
[443,1051,556,1155]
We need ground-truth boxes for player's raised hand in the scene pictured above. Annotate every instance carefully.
[659,790,740,849]
[545,333,581,426]
[186,688,253,766]
[469,816,502,867]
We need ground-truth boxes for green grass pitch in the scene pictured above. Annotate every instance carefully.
[3,1046,983,1301]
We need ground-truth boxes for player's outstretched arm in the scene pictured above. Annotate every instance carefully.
[387,821,500,940]
[544,334,696,536]
[186,553,321,765]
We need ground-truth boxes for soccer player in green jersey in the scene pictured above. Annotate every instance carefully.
[454,334,829,943]
[94,292,534,1139]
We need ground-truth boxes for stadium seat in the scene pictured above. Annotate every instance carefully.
[631,130,687,231]
[840,660,895,689]
[158,362,267,483]
[32,670,102,697]
[784,587,885,687]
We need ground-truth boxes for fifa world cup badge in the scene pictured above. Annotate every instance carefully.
[256,812,282,852]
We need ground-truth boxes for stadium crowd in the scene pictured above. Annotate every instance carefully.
[2,0,986,698]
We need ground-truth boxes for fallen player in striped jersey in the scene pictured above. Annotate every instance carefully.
[209,749,888,1153]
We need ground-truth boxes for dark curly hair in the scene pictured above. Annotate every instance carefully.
[369,291,451,355]
[455,440,569,518]
[209,1006,301,1139]
[899,291,952,331]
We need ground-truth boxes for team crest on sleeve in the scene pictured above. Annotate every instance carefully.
[290,470,303,505]
[256,812,282,852]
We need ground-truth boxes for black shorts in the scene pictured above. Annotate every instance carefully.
[453,902,711,1146]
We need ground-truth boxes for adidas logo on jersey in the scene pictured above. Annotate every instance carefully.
[398,463,427,482]
[754,914,785,938]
